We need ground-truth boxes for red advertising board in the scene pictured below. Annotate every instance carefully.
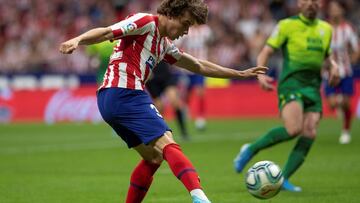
[0,81,359,123]
[0,86,101,123]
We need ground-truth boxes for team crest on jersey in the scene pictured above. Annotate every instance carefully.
[146,56,156,69]
[319,29,325,37]
[123,23,137,34]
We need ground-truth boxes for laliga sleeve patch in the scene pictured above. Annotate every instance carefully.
[123,23,137,34]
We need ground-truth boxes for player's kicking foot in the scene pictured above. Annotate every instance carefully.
[191,195,211,203]
[339,130,351,144]
[282,179,302,192]
[233,143,253,173]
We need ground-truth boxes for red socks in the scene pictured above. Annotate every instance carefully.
[126,144,201,202]
[126,160,160,203]
[343,108,352,131]
[199,95,205,118]
[163,143,201,192]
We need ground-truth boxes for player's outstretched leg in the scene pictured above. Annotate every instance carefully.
[163,143,211,203]
[234,127,294,173]
[233,143,253,173]
[281,136,314,192]
[126,160,161,203]
[282,179,302,192]
[175,107,190,140]
[339,106,352,144]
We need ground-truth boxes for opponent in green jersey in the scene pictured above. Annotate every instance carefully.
[233,0,340,192]
[268,12,332,112]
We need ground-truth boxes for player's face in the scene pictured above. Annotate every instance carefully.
[298,0,321,19]
[328,1,343,19]
[166,11,195,40]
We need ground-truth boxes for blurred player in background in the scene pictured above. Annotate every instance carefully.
[233,0,339,192]
[175,24,213,131]
[59,0,267,202]
[324,0,359,144]
[146,61,190,140]
[86,40,117,85]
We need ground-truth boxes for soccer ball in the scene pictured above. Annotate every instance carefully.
[245,160,284,199]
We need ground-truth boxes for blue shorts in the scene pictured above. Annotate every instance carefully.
[174,73,204,91]
[324,76,354,97]
[97,88,171,148]
[188,74,205,89]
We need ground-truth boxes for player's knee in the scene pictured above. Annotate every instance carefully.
[150,157,163,165]
[327,98,337,109]
[286,126,302,137]
[303,128,317,138]
[144,154,163,165]
[340,101,350,110]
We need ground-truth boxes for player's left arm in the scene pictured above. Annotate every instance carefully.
[327,54,340,87]
[175,52,268,79]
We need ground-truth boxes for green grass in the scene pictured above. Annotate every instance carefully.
[1,118,359,203]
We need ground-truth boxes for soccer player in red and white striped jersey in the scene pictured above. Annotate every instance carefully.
[324,0,359,144]
[175,24,213,131]
[59,0,267,202]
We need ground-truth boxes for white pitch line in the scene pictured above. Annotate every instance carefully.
[0,131,262,155]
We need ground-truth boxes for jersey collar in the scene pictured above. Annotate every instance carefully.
[299,13,318,25]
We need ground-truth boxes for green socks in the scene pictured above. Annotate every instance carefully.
[249,127,294,154]
[247,126,314,180]
[283,136,314,179]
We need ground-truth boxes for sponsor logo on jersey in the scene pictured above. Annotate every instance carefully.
[146,56,156,70]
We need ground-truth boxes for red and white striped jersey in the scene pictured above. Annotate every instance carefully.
[99,13,183,90]
[331,21,358,77]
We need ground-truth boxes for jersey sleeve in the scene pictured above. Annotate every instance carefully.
[163,38,183,64]
[110,13,156,40]
[266,20,288,49]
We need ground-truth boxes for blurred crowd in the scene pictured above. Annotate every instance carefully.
[1,0,360,74]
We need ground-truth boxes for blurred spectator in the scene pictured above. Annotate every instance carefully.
[0,0,359,75]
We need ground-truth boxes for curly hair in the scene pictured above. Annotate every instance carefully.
[157,0,208,24]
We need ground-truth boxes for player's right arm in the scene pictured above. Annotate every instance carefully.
[256,20,288,91]
[60,13,156,54]
[59,27,113,54]
[257,46,275,91]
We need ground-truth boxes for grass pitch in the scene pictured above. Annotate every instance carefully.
[1,118,359,203]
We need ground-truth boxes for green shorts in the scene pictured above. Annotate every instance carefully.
[278,86,322,113]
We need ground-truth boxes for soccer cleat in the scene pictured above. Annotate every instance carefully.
[195,118,206,131]
[339,131,351,144]
[282,179,302,192]
[233,143,253,173]
[191,195,211,203]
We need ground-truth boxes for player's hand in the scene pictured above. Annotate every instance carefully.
[59,38,80,54]
[241,66,268,77]
[257,74,274,91]
[328,65,340,87]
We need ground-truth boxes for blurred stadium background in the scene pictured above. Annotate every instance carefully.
[1,0,360,203]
